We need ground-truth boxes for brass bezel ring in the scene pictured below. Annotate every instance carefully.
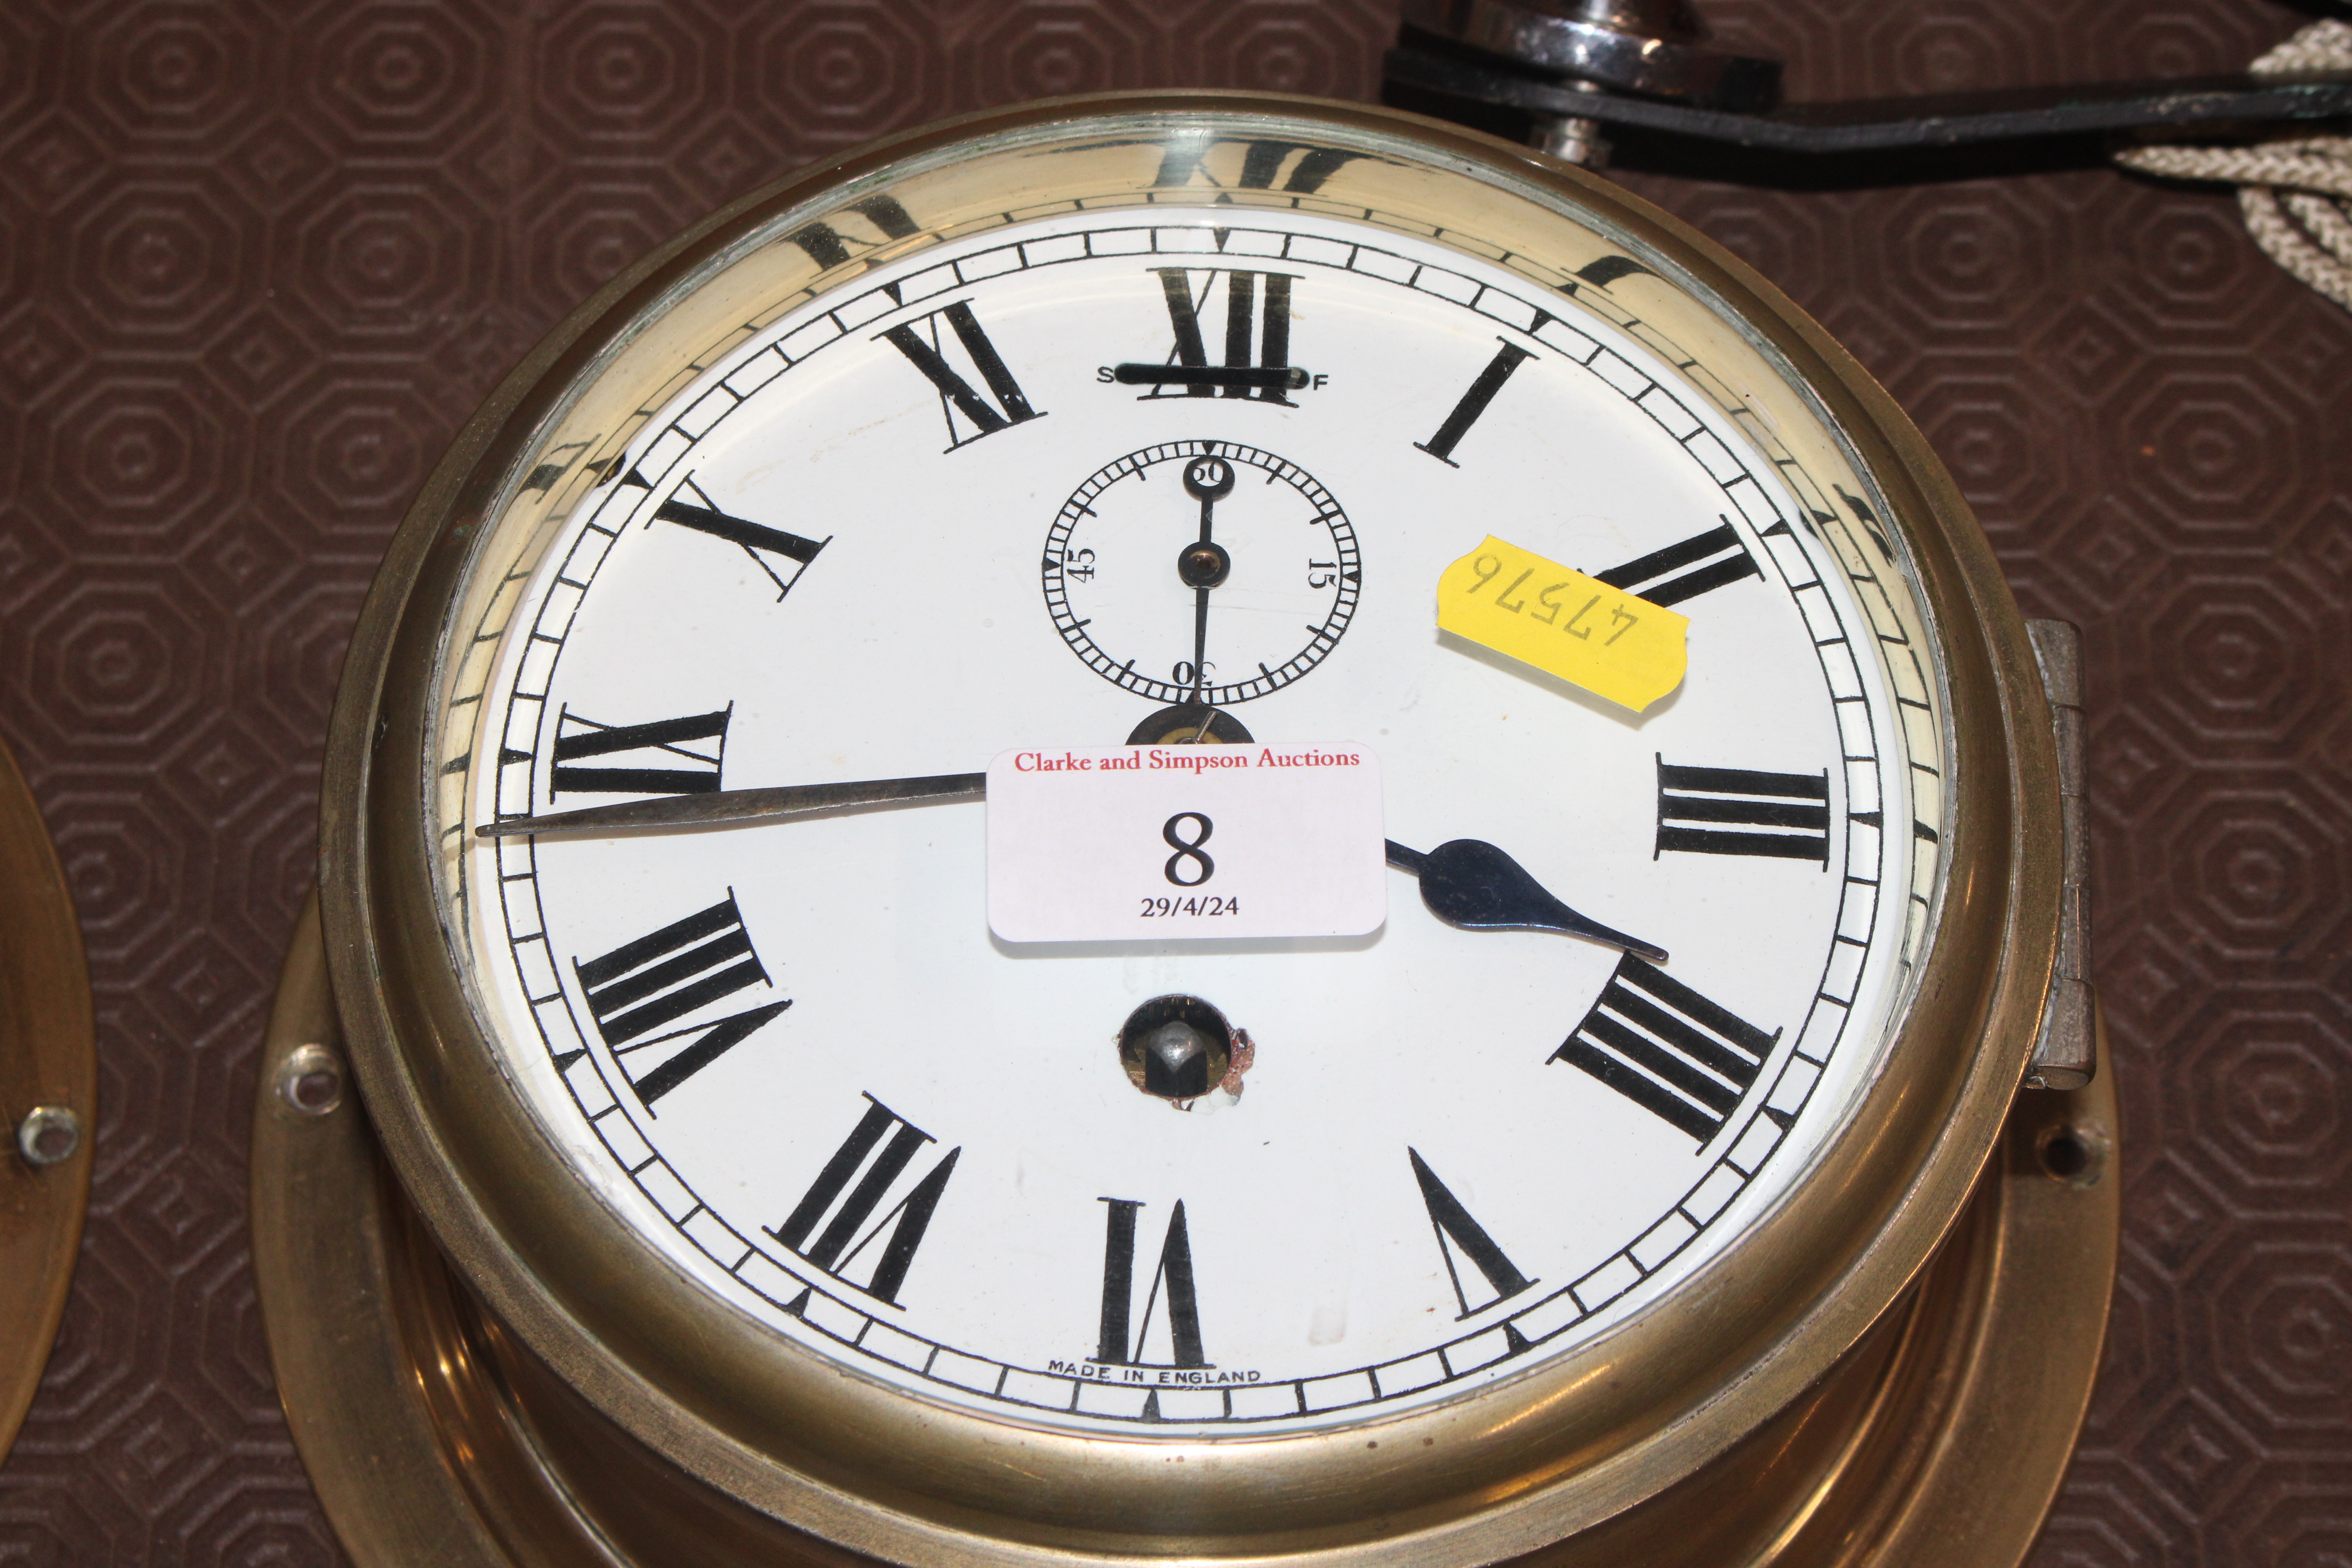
[316,93,2064,1563]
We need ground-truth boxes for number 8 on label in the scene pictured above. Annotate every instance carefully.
[1162,813,1215,887]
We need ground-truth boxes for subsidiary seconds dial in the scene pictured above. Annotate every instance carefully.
[1043,439,1361,707]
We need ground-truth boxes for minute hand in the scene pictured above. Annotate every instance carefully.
[1386,838,1668,964]
[476,772,985,838]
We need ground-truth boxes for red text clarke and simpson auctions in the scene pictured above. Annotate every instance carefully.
[1010,748,1363,775]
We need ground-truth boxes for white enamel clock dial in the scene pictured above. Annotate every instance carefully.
[439,196,1949,1439]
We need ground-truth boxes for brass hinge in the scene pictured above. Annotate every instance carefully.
[2024,620,2094,1091]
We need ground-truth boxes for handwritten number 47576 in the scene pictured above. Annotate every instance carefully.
[1466,555,1639,644]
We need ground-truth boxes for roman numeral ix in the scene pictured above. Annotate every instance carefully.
[1409,1149,1535,1320]
[573,893,790,1108]
[1553,956,1781,1143]
[633,472,830,600]
[550,704,730,798]
[1093,1198,1207,1368]
[769,1095,960,1308]
[1595,520,1761,607]
[1655,759,1831,865]
[880,300,1042,448]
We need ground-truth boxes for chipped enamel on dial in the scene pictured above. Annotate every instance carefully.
[428,152,1950,1438]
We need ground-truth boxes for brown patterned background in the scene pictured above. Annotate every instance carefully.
[1,0,2347,1562]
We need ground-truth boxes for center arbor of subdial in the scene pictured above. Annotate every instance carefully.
[1043,440,1362,709]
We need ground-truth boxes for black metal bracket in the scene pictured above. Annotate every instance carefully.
[1389,44,2352,154]
[1385,27,2352,185]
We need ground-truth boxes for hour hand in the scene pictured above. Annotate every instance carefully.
[1386,838,1668,964]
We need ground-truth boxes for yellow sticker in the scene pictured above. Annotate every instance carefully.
[1436,535,1689,712]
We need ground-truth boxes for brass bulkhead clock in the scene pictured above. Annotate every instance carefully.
[258,91,2116,1567]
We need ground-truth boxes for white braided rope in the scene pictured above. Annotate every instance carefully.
[2114,20,2352,311]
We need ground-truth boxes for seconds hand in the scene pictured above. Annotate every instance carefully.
[1176,454,1236,707]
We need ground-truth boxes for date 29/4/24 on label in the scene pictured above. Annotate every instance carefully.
[985,746,1386,943]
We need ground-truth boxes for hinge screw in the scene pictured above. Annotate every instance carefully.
[278,1044,347,1116]
[16,1105,81,1167]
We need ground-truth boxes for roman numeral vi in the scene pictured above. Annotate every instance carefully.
[1553,956,1780,1143]
[1093,1198,1208,1368]
[572,893,789,1108]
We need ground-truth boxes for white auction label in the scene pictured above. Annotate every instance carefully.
[986,744,1387,942]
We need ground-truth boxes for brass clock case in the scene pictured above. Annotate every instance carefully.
[0,732,95,1463]
[307,94,2074,1564]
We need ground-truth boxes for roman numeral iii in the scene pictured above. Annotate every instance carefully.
[550,704,730,798]
[572,893,790,1108]
[1596,520,1761,606]
[769,1095,960,1308]
[1655,759,1831,864]
[1552,956,1780,1143]
[1409,1149,1535,1319]
[880,301,1043,448]
[1093,1198,1208,1368]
